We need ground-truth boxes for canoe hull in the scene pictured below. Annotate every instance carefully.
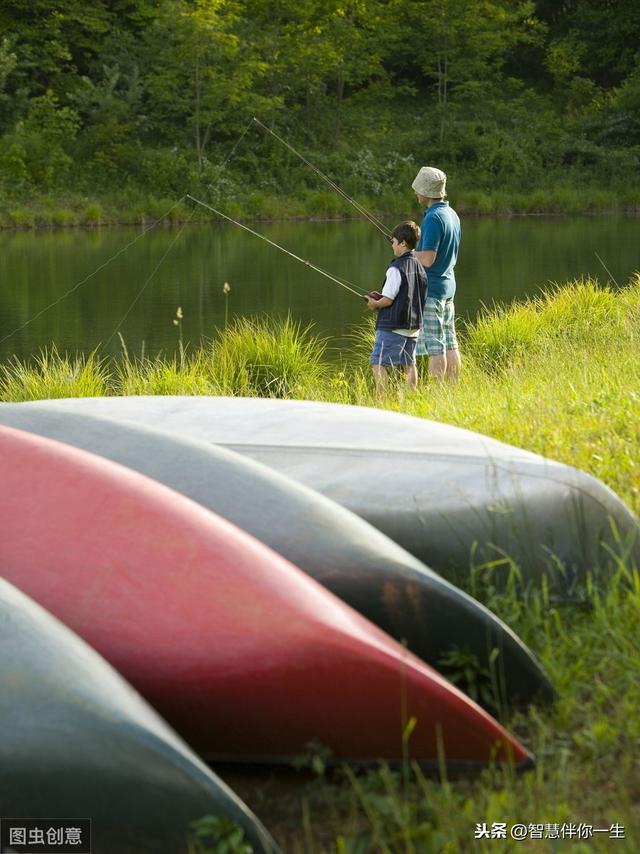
[0,402,555,708]
[30,395,637,592]
[0,577,278,854]
[0,425,533,770]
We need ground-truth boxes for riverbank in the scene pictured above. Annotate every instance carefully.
[1,185,640,230]
[2,278,639,851]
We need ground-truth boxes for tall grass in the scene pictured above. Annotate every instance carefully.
[267,567,638,853]
[210,315,330,398]
[0,346,110,400]
[115,349,212,396]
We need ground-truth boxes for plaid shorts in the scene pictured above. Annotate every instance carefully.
[417,297,459,357]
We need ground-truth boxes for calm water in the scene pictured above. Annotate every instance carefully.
[0,215,638,362]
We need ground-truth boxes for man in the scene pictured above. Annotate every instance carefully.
[412,166,461,381]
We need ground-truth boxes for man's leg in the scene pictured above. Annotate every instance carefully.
[428,353,447,379]
[420,298,447,380]
[445,347,461,381]
[443,301,460,382]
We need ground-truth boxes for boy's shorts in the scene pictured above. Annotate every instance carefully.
[370,329,418,367]
[417,297,458,357]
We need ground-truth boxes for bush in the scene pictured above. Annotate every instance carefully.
[210,315,329,398]
[83,202,103,225]
[0,347,111,400]
[8,207,35,228]
[52,207,77,227]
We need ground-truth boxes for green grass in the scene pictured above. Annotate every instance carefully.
[2,278,639,852]
[0,346,110,400]
[1,184,639,231]
[210,315,330,398]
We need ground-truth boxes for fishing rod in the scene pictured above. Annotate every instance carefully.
[187,194,367,299]
[252,117,392,240]
[594,251,619,287]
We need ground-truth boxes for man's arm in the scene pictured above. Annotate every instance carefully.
[415,248,437,268]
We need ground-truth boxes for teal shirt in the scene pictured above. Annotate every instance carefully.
[417,201,461,300]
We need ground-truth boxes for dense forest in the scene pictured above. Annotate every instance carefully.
[1,0,639,210]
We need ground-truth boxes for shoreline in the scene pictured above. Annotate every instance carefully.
[1,192,639,232]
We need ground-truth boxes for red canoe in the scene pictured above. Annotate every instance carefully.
[0,425,532,771]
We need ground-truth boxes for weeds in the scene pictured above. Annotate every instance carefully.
[0,346,110,400]
[211,315,329,398]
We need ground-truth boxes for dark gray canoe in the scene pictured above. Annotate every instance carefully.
[0,402,555,709]
[29,395,636,594]
[0,576,277,854]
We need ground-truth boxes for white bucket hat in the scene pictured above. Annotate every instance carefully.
[412,166,447,199]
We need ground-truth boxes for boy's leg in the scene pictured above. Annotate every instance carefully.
[372,364,388,395]
[404,364,418,390]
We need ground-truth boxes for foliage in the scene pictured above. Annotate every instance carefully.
[0,346,110,400]
[210,314,329,398]
[115,350,212,396]
[0,1,639,204]
[187,815,253,854]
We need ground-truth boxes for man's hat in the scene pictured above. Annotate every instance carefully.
[412,166,447,198]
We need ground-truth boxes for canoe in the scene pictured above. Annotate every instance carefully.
[0,576,277,854]
[29,396,638,592]
[0,402,555,709]
[0,425,533,771]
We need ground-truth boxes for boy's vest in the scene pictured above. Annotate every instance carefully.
[376,251,426,331]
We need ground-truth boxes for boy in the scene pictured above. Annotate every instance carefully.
[366,221,427,394]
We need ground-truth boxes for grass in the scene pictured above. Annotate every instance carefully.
[0,346,110,400]
[211,315,330,398]
[2,277,639,851]
[0,185,639,230]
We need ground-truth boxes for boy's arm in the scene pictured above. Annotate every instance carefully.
[366,295,393,311]
[366,265,400,309]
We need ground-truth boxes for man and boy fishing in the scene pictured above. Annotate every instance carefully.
[366,166,461,395]
[190,121,461,395]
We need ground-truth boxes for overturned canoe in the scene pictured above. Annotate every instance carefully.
[0,576,277,854]
[0,425,533,771]
[0,402,555,708]
[30,396,638,591]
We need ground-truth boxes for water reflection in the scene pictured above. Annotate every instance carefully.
[0,215,637,362]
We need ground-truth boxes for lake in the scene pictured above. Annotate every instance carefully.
[0,214,637,363]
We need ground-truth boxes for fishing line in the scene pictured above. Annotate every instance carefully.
[187,193,366,298]
[0,195,187,347]
[0,120,256,350]
[252,117,392,240]
[205,117,255,199]
[105,204,199,348]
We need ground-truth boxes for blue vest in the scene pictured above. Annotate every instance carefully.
[376,251,427,331]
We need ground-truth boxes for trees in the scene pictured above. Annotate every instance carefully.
[0,0,638,199]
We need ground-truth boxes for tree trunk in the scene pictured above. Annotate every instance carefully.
[195,59,203,174]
